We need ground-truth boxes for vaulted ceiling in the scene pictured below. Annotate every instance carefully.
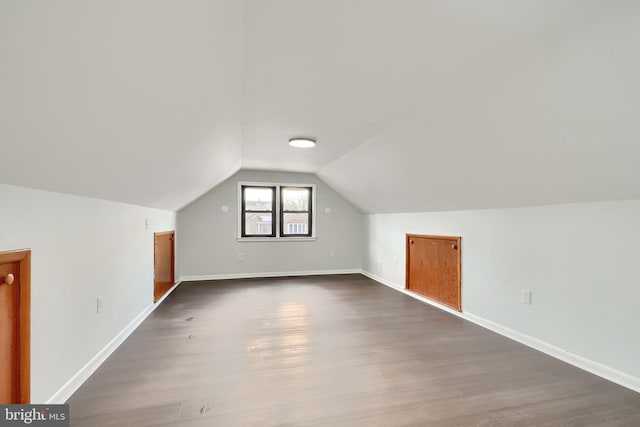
[1,1,638,213]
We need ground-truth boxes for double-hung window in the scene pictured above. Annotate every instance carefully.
[239,182,315,239]
[280,186,312,237]
[241,186,276,237]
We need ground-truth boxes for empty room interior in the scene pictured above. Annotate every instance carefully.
[1,1,640,425]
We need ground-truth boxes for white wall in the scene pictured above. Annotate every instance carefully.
[178,170,363,278]
[0,183,176,403]
[364,200,640,382]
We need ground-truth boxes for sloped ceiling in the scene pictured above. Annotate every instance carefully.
[1,1,639,213]
[0,0,244,209]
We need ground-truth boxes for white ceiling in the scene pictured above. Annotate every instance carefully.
[1,1,639,213]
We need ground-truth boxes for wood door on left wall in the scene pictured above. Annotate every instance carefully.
[0,249,30,404]
[154,231,175,303]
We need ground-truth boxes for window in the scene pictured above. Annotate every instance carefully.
[238,182,315,239]
[280,186,312,237]
[241,186,275,237]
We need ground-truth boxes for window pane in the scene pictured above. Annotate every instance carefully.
[283,213,309,235]
[282,188,309,211]
[244,213,273,235]
[244,187,273,211]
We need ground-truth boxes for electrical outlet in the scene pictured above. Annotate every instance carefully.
[97,296,103,314]
[144,218,149,230]
[521,289,532,305]
[237,253,244,261]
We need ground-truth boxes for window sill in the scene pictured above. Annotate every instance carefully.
[236,237,317,243]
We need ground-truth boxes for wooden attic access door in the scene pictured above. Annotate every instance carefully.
[0,249,30,404]
[154,231,175,303]
[406,234,461,311]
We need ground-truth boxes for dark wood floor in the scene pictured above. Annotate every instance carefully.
[68,274,640,426]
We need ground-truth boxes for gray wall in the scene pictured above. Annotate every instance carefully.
[177,170,363,278]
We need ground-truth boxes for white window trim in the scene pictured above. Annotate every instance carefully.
[237,181,317,242]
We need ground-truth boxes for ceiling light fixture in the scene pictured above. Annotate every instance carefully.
[288,137,316,148]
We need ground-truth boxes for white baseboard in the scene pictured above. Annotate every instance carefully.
[46,282,181,404]
[462,312,640,394]
[361,270,464,317]
[361,270,640,394]
[179,269,361,283]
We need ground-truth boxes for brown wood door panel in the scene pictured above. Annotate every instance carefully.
[0,262,19,403]
[407,236,428,296]
[0,249,30,404]
[154,231,175,303]
[406,234,461,311]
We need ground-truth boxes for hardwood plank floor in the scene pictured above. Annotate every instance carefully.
[67,274,640,426]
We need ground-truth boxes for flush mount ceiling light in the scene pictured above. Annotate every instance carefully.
[288,137,316,148]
